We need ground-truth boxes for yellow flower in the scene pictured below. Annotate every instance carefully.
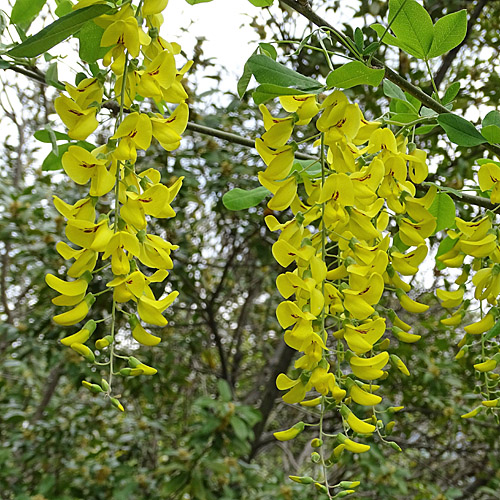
[136,50,177,101]
[279,94,319,125]
[65,77,103,108]
[337,433,370,453]
[478,162,500,203]
[54,95,98,140]
[273,421,305,441]
[53,294,95,326]
[346,379,382,406]
[340,404,375,434]
[100,7,150,59]
[317,91,361,144]
[60,320,96,346]
[62,146,115,197]
[65,219,113,252]
[344,317,386,355]
[276,373,311,404]
[343,273,384,320]
[436,288,464,309]
[391,244,428,276]
[160,60,192,103]
[57,242,98,278]
[112,112,152,162]
[349,351,389,380]
[52,196,95,221]
[138,234,177,269]
[151,102,189,151]
[142,0,169,16]
[137,291,178,326]
[102,230,141,275]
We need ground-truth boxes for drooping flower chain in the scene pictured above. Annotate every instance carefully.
[438,161,500,418]
[257,91,438,492]
[45,0,190,410]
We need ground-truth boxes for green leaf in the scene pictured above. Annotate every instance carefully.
[45,62,64,90]
[484,321,500,341]
[230,416,248,441]
[428,193,455,234]
[393,232,410,252]
[0,57,11,70]
[291,159,321,178]
[76,20,108,64]
[185,0,213,4]
[354,27,364,50]
[246,54,321,91]
[222,186,270,210]
[437,113,486,147]
[442,82,460,105]
[248,0,274,6]
[258,42,277,60]
[55,0,73,17]
[34,129,71,143]
[237,51,256,98]
[217,379,232,402]
[391,112,419,124]
[10,0,47,26]
[7,4,113,58]
[481,125,500,145]
[326,61,384,89]
[428,10,467,59]
[482,110,500,128]
[383,79,407,101]
[371,23,422,57]
[435,236,457,270]
[415,124,437,135]
[388,0,434,59]
[252,83,321,105]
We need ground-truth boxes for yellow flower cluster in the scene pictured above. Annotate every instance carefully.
[258,91,435,457]
[45,0,189,409]
[437,162,500,414]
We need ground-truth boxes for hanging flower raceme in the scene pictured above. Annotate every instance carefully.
[256,89,439,492]
[47,0,190,411]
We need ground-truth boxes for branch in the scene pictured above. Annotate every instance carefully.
[30,364,63,423]
[229,278,261,387]
[0,245,13,324]
[434,0,489,89]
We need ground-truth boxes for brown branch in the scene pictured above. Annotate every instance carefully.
[229,278,261,387]
[434,0,489,90]
[0,245,13,325]
[30,364,63,423]
[249,341,295,459]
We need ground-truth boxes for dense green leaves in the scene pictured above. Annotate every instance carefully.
[7,4,113,57]
[222,186,270,210]
[437,113,487,147]
[375,0,467,60]
[326,61,384,89]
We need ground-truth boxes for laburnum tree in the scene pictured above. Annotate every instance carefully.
[1,0,500,499]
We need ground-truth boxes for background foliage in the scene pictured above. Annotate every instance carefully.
[1,0,499,499]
